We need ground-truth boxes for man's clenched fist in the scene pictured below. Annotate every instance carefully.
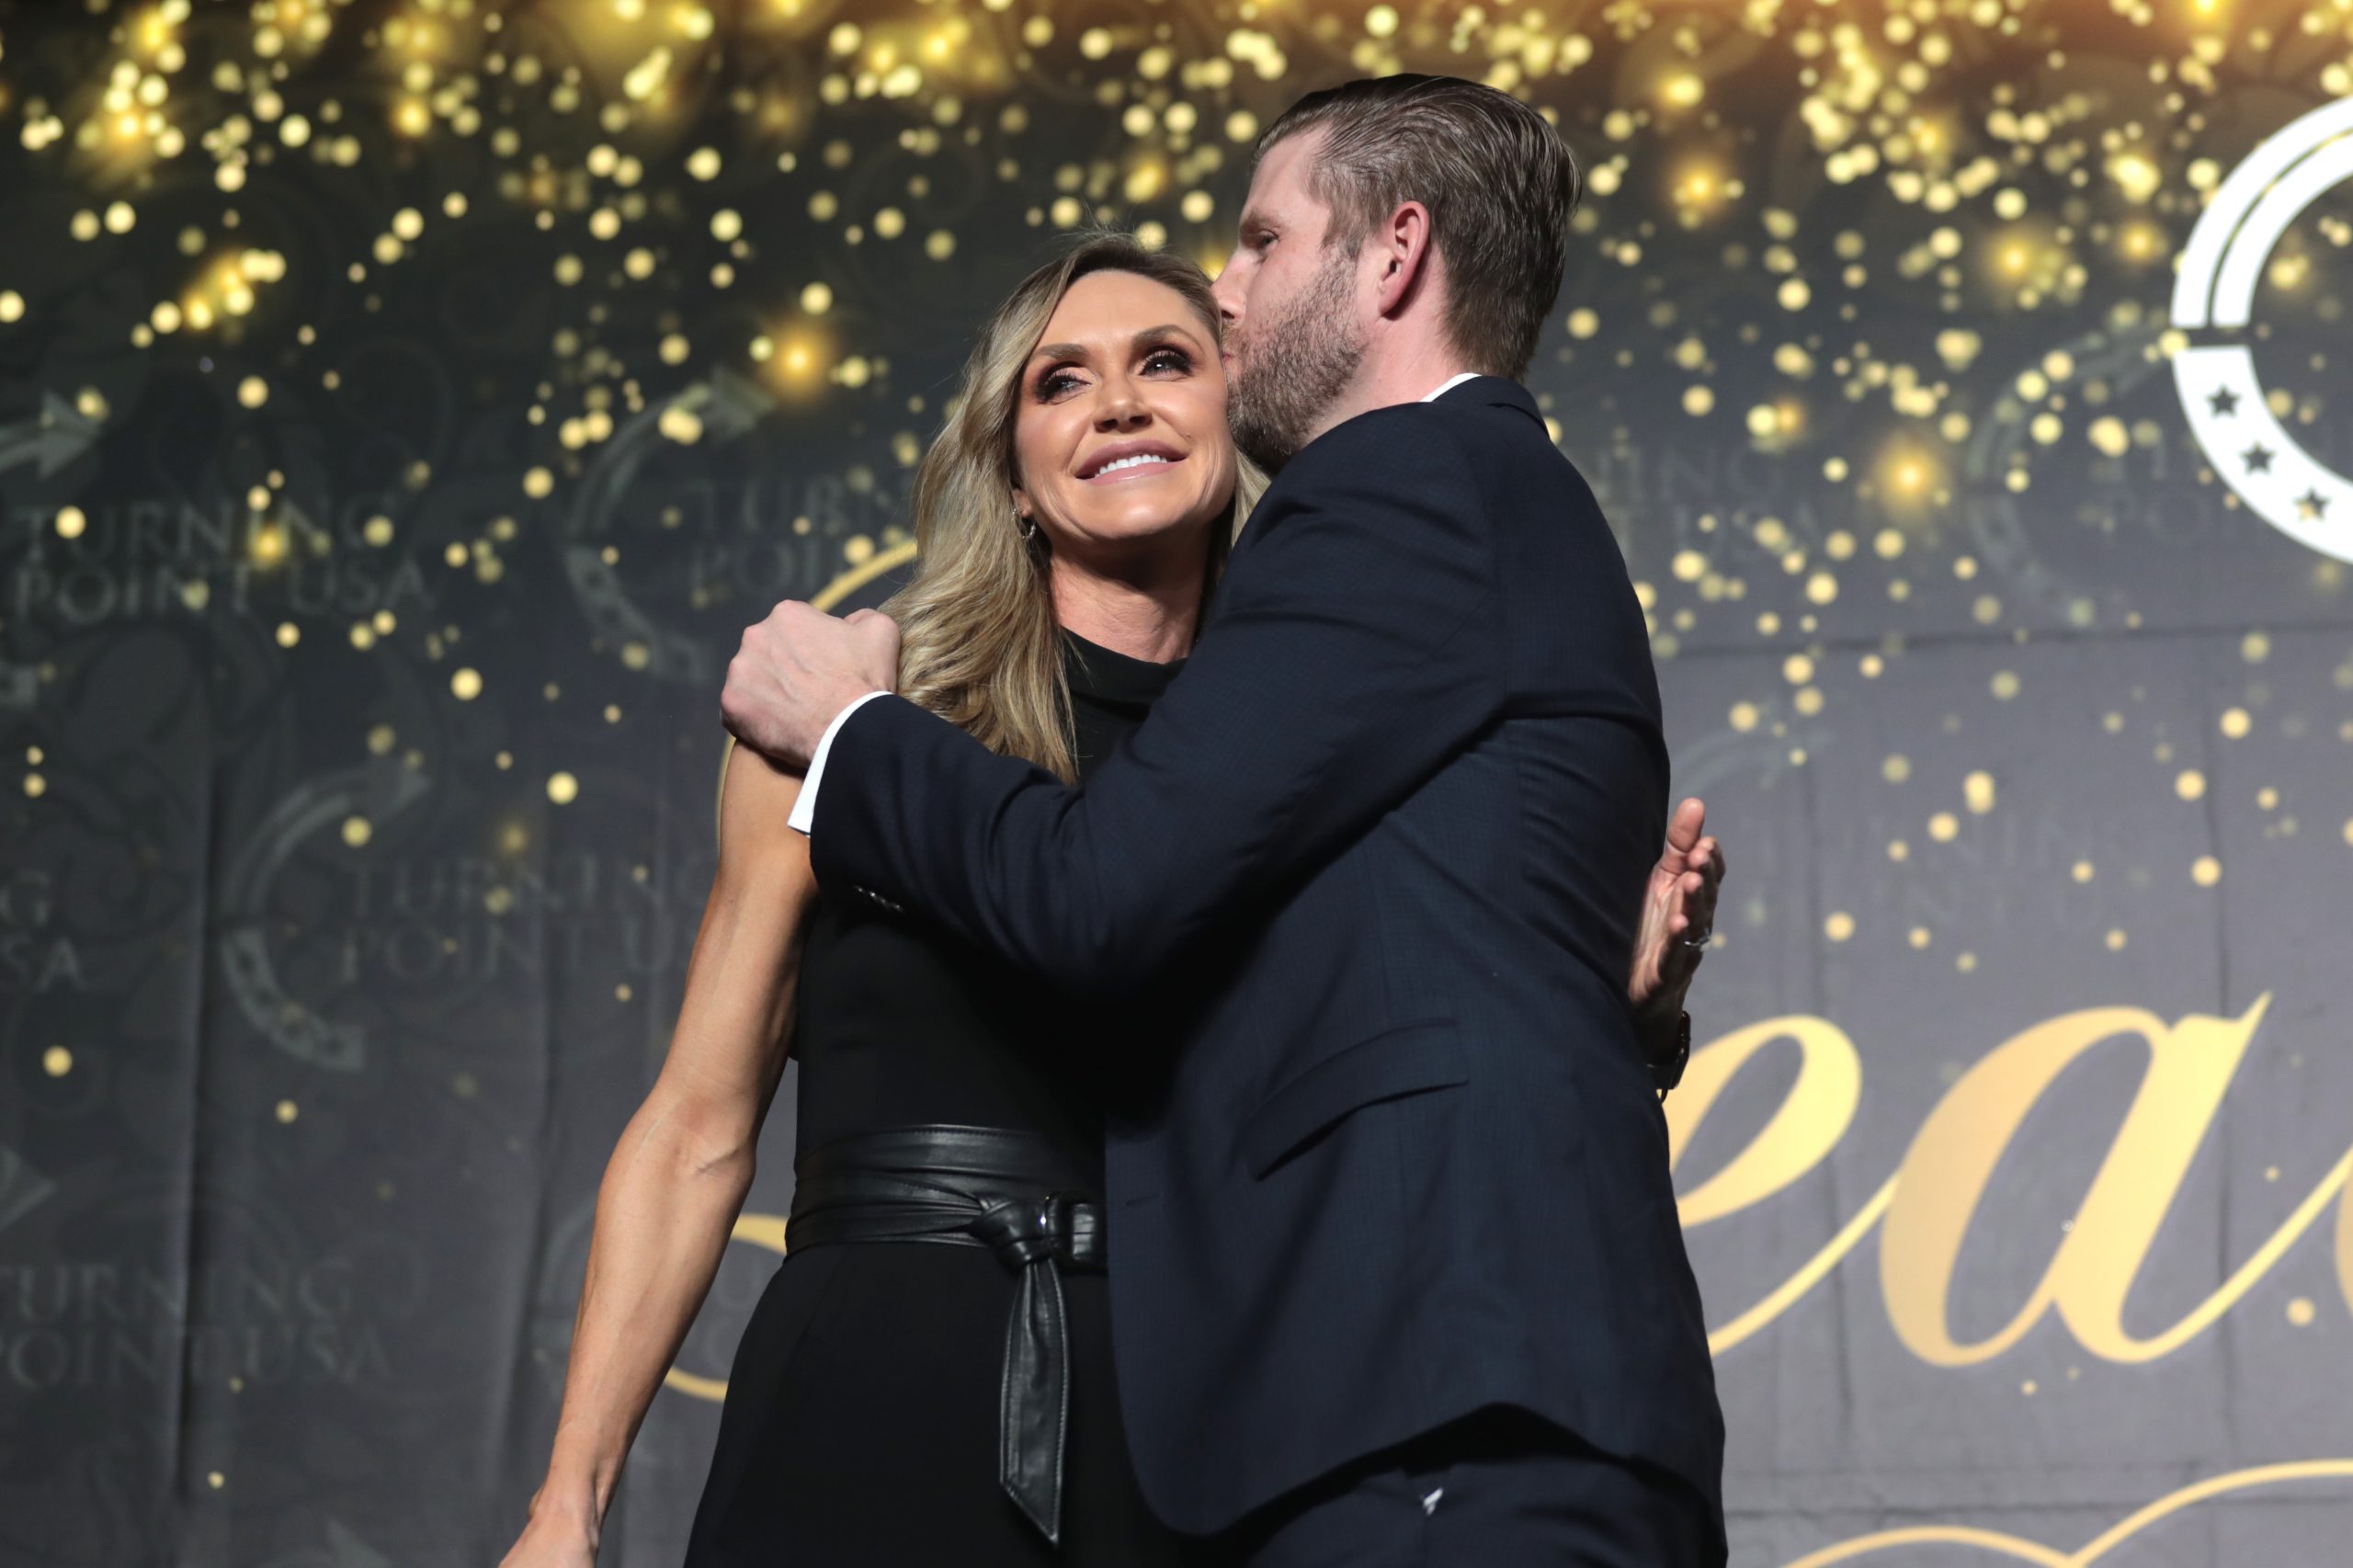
[720,602,901,769]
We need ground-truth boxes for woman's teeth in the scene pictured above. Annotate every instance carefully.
[1095,454,1171,476]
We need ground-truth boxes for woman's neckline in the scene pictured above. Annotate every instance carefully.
[1061,627,1185,705]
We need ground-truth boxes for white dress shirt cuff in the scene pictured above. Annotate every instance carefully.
[785,690,892,835]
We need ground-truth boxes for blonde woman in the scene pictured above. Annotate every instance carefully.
[499,234,1720,1566]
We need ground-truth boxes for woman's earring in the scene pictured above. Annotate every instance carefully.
[1014,503,1038,543]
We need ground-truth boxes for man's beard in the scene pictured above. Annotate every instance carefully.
[1226,245,1364,472]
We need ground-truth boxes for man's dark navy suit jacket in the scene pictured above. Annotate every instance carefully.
[809,376,1724,1538]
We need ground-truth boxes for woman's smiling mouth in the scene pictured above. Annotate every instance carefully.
[1078,441,1187,483]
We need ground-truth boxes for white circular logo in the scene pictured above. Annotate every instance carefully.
[2171,97,2353,564]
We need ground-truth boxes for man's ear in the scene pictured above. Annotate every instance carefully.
[1372,199,1434,318]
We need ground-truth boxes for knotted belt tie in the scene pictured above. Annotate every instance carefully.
[785,1125,1106,1544]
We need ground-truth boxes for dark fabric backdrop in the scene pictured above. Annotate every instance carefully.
[3,2,2349,1563]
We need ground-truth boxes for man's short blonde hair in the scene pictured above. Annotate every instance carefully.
[1258,74,1582,381]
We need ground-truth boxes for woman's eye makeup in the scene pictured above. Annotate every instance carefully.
[1034,345,1191,399]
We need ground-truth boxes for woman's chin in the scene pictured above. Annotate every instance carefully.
[1047,513,1220,566]
[1059,500,1219,549]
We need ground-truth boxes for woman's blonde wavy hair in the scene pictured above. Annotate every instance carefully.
[881,233,1269,782]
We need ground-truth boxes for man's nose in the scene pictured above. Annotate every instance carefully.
[1211,267,1244,327]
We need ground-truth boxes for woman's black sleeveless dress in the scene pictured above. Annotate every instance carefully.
[682,631,1186,1567]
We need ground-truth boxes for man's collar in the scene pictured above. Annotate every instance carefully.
[1420,371,1482,403]
[1425,374,1544,430]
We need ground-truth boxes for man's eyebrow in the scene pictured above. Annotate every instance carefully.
[1029,324,1204,363]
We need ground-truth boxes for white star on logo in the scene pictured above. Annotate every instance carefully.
[2171,98,2353,563]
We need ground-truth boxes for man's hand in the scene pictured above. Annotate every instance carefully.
[719,602,900,770]
[1628,797,1725,1027]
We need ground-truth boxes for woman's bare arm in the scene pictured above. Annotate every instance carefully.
[502,741,818,1564]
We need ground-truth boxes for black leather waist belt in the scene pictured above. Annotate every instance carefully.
[787,1125,1105,1545]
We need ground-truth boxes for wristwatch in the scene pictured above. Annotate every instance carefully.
[1646,1010,1691,1096]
